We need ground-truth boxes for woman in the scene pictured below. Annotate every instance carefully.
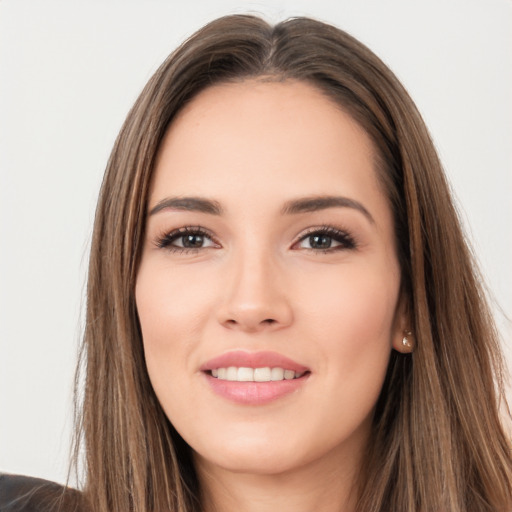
[2,14,511,512]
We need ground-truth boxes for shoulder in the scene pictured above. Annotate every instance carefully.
[0,474,84,512]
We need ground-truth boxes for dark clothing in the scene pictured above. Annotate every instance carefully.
[0,474,83,512]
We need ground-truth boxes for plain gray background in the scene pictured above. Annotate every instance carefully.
[1,0,511,485]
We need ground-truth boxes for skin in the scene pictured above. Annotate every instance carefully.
[136,80,409,512]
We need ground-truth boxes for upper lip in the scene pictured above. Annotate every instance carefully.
[200,350,309,373]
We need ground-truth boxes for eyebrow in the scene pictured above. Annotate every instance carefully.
[149,196,223,216]
[148,194,374,223]
[281,195,374,223]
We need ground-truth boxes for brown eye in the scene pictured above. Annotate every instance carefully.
[181,233,206,248]
[307,234,333,249]
[169,232,216,249]
[295,227,356,251]
[157,227,218,252]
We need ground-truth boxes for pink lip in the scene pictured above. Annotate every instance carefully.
[200,350,309,373]
[200,351,310,405]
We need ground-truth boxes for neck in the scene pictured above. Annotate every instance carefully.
[195,447,362,512]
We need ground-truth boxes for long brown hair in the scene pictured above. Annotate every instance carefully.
[74,14,512,512]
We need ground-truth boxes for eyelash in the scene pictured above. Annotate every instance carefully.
[156,226,218,254]
[155,224,357,254]
[295,225,357,252]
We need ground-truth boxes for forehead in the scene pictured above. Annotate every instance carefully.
[150,80,384,214]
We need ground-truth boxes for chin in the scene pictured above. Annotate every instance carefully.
[195,445,305,476]
[190,425,338,478]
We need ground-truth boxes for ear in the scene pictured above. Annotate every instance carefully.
[391,290,414,354]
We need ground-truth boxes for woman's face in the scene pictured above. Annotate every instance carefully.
[136,80,406,477]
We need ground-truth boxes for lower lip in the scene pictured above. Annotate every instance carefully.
[204,372,309,405]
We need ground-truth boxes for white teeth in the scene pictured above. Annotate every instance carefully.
[284,369,295,380]
[226,367,238,381]
[210,366,304,382]
[238,367,254,381]
[271,367,284,381]
[254,367,271,382]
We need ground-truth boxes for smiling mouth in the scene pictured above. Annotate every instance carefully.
[209,367,306,382]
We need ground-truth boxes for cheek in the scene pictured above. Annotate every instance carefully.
[298,260,400,343]
[136,262,213,346]
[135,263,215,434]
[135,263,210,399]
[297,261,399,399]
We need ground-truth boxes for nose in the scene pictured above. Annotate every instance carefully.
[216,247,293,333]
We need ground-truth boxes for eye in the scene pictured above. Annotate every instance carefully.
[172,232,214,249]
[156,226,218,252]
[294,226,356,252]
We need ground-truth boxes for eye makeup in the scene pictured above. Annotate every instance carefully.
[153,223,358,256]
[293,225,357,252]
[155,225,219,254]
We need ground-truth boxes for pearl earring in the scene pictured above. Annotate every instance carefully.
[402,331,413,351]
